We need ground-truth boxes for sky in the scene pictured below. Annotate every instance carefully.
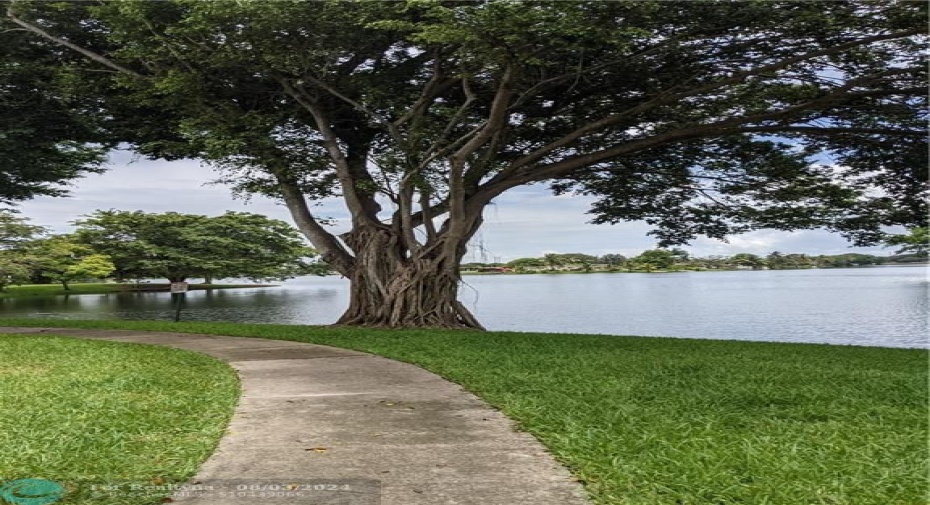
[16,150,891,262]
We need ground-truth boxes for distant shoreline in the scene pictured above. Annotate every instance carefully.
[462,262,928,275]
[0,283,276,298]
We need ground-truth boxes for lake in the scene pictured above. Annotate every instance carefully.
[2,266,926,348]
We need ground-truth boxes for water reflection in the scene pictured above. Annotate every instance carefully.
[2,266,926,348]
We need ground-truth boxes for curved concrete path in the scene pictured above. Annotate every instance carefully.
[0,327,589,505]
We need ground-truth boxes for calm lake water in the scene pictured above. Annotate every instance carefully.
[2,266,926,348]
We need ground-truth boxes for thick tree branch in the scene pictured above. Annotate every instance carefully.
[440,65,517,263]
[393,54,458,127]
[738,126,926,137]
[415,77,481,171]
[274,175,355,274]
[420,188,438,243]
[409,199,449,229]
[297,72,407,145]
[452,65,516,163]
[278,77,380,225]
[6,5,144,77]
[397,172,421,255]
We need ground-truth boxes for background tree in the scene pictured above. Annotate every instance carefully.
[74,210,316,284]
[6,1,926,328]
[884,227,928,257]
[0,210,46,248]
[0,211,45,290]
[543,253,564,272]
[0,256,30,291]
[632,249,677,271]
[730,253,767,270]
[506,257,546,270]
[599,254,627,268]
[557,253,601,265]
[23,235,115,290]
[765,251,790,270]
[784,253,816,269]
[668,249,690,264]
[699,255,730,270]
[814,253,885,268]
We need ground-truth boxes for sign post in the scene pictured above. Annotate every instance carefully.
[170,282,189,322]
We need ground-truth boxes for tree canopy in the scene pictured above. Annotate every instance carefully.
[22,235,115,289]
[0,5,109,205]
[884,227,929,256]
[0,210,45,247]
[0,211,44,289]
[73,210,316,283]
[4,0,926,328]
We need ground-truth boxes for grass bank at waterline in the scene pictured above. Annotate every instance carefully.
[0,319,925,505]
[0,334,239,505]
[0,282,274,298]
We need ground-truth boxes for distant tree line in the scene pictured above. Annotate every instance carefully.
[461,238,926,275]
[5,209,919,290]
[0,210,321,291]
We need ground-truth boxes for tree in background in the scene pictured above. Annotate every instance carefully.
[631,249,678,271]
[884,227,929,257]
[765,251,790,270]
[543,253,564,272]
[814,253,885,268]
[553,253,599,273]
[668,249,690,264]
[74,211,316,284]
[23,235,115,290]
[557,253,600,264]
[0,255,30,291]
[730,253,767,270]
[506,257,546,272]
[783,253,816,269]
[0,211,45,290]
[599,254,628,268]
[6,1,926,328]
[0,211,46,248]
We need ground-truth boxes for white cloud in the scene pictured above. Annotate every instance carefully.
[18,151,349,234]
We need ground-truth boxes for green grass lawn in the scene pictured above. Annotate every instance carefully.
[0,318,925,505]
[0,283,272,298]
[0,333,239,505]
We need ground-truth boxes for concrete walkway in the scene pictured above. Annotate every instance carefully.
[0,327,589,505]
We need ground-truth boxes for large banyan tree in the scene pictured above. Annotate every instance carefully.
[5,0,926,328]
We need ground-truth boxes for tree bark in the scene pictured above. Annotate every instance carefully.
[334,225,484,329]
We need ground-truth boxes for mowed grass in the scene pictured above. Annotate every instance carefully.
[0,333,239,504]
[0,283,270,298]
[0,283,130,297]
[0,319,926,505]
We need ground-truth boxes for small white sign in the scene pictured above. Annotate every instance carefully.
[170,282,189,294]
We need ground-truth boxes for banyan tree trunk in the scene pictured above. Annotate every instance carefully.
[334,225,484,330]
